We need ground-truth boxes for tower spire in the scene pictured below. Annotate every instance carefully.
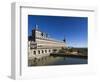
[35,24,39,30]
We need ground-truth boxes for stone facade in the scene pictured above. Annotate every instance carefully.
[28,25,67,59]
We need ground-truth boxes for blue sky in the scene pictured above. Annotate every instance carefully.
[28,15,88,48]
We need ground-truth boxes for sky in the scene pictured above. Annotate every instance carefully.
[28,15,88,48]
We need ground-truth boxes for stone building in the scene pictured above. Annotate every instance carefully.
[28,25,67,59]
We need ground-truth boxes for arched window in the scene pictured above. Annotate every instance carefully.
[42,50,44,53]
[45,50,47,53]
[49,50,51,52]
[38,50,40,54]
[33,51,36,55]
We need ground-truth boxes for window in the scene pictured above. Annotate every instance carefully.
[41,32,43,36]
[49,50,51,52]
[33,51,36,55]
[45,50,47,53]
[38,50,40,54]
[42,50,44,53]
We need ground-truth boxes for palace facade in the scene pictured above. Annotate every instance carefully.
[28,25,67,59]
